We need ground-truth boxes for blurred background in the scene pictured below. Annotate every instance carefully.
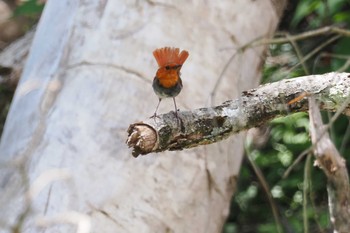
[0,0,350,232]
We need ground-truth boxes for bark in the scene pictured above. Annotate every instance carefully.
[308,97,350,233]
[0,29,34,136]
[0,1,284,233]
[127,72,350,156]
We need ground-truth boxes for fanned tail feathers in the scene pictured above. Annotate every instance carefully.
[153,47,189,67]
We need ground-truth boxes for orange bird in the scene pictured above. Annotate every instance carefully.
[151,47,189,118]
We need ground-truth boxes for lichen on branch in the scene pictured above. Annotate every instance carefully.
[127,72,350,157]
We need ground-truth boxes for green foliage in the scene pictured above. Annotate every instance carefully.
[227,111,333,232]
[13,0,44,17]
[225,0,350,232]
[291,0,350,28]
[331,37,350,72]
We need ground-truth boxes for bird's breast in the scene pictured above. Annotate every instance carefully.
[153,77,182,98]
[155,69,180,88]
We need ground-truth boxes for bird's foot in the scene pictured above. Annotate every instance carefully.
[150,113,160,121]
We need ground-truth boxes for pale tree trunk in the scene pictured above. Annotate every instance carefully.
[0,1,285,232]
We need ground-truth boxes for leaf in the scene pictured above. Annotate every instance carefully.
[291,1,320,27]
[13,0,44,17]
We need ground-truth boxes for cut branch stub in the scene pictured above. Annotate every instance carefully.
[126,72,350,157]
[126,123,158,157]
[126,110,235,157]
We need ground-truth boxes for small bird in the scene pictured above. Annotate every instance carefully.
[151,47,189,119]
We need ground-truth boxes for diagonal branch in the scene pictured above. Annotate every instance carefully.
[248,26,350,48]
[308,96,350,232]
[126,72,350,157]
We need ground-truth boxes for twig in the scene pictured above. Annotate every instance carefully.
[245,146,283,233]
[211,26,349,106]
[249,26,350,48]
[286,35,341,77]
[340,119,350,155]
[303,154,312,233]
[286,33,310,75]
[210,51,240,105]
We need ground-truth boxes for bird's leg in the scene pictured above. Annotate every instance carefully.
[172,97,183,127]
[173,97,181,123]
[150,98,162,119]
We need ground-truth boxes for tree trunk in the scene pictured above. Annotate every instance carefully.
[0,0,285,232]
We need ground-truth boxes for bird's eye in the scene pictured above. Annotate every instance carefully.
[165,65,170,70]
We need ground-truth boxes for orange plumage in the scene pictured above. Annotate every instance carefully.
[151,47,189,119]
[153,47,189,68]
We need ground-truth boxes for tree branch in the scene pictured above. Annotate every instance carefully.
[126,72,350,157]
[308,97,350,233]
[248,26,350,48]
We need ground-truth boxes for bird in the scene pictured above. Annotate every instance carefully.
[151,47,189,119]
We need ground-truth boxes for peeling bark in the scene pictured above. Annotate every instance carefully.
[127,72,350,156]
